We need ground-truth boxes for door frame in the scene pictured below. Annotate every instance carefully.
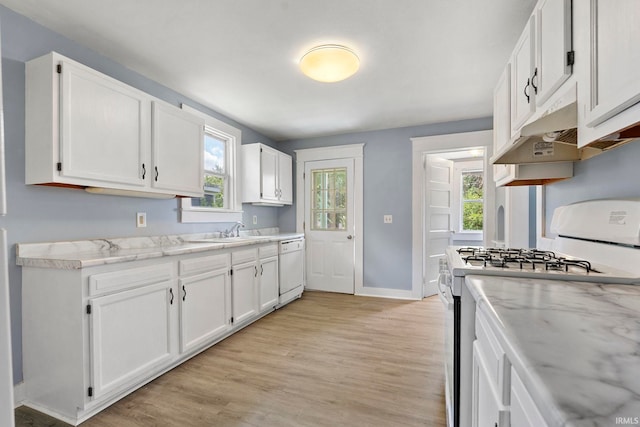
[295,144,364,295]
[411,130,494,299]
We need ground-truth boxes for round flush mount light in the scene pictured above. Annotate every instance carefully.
[299,44,360,83]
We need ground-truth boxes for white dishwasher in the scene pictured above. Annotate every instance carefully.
[278,237,304,307]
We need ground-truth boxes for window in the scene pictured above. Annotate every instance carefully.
[461,170,483,231]
[180,104,243,223]
[310,167,347,230]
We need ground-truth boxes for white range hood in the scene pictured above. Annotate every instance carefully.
[492,85,581,165]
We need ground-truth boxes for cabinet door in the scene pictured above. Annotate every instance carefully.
[510,16,536,134]
[472,342,509,427]
[510,367,548,427]
[584,0,640,128]
[89,281,175,399]
[232,261,259,324]
[535,0,572,106]
[493,65,513,184]
[151,102,204,196]
[179,268,231,354]
[277,152,293,204]
[59,60,149,187]
[260,146,279,202]
[259,256,279,312]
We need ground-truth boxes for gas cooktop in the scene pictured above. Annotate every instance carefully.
[456,247,600,274]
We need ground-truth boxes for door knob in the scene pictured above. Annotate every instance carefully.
[347,235,353,240]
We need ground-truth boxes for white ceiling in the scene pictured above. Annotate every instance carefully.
[0,0,536,141]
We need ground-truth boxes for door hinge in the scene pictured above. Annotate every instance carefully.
[86,304,91,315]
[260,148,263,153]
[567,50,575,66]
[56,64,62,74]
[87,387,93,397]
[57,162,62,172]
[303,221,305,231]
[230,269,233,276]
[303,172,305,179]
[230,316,234,324]
[260,192,263,198]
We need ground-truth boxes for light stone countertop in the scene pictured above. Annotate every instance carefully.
[465,275,640,427]
[16,230,304,269]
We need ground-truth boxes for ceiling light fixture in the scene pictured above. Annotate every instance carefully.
[299,44,360,83]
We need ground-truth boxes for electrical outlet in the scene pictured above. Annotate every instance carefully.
[136,212,147,228]
[384,215,393,224]
[253,215,258,225]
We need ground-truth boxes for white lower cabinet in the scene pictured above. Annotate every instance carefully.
[231,245,279,324]
[231,252,259,325]
[178,254,232,354]
[472,307,549,427]
[89,281,175,399]
[472,342,510,427]
[21,243,281,425]
[510,368,548,427]
[472,308,510,427]
[259,245,279,312]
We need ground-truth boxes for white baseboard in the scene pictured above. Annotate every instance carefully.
[13,381,24,408]
[355,286,419,300]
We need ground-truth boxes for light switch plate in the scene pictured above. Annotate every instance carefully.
[136,212,147,228]
[384,215,393,224]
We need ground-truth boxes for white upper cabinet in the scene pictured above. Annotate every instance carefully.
[277,151,293,204]
[25,52,204,198]
[510,16,536,134]
[509,0,573,137]
[58,59,150,187]
[151,102,204,197]
[534,0,573,106]
[242,143,293,206]
[578,0,640,146]
[493,65,513,183]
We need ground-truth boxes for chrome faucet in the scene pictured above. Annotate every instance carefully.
[223,221,245,237]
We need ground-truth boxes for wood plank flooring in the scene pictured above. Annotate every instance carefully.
[15,291,446,427]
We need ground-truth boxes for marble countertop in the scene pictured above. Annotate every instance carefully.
[466,275,640,427]
[16,230,304,269]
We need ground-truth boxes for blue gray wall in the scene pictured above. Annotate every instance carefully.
[277,118,493,291]
[545,141,640,236]
[0,5,280,383]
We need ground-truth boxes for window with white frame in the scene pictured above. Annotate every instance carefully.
[460,169,483,231]
[180,104,243,223]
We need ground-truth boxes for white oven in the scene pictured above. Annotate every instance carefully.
[440,199,640,427]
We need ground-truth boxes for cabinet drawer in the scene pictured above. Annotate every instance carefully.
[232,248,257,265]
[89,263,175,296]
[179,253,229,277]
[258,244,278,259]
[475,308,510,405]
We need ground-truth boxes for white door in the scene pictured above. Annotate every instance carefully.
[305,159,355,294]
[424,156,454,297]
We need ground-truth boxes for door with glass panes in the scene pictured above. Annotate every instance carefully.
[304,159,354,293]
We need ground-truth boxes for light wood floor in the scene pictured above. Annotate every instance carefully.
[15,291,446,427]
